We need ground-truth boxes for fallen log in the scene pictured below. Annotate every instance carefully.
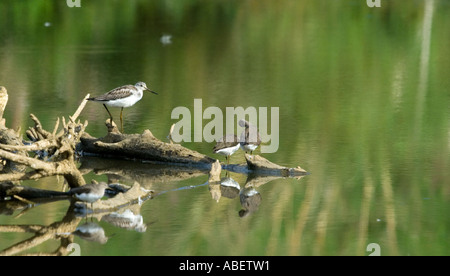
[244,154,308,176]
[0,182,69,201]
[223,154,309,177]
[78,156,211,190]
[79,123,308,177]
[0,91,89,188]
[79,128,216,166]
[81,182,152,213]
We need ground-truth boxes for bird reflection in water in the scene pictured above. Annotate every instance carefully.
[219,176,241,200]
[101,209,147,233]
[238,187,262,218]
[72,222,108,244]
[210,173,262,218]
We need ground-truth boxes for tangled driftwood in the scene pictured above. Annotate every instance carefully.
[0,181,152,256]
[0,92,89,187]
[0,203,82,256]
[0,86,308,206]
[0,86,310,255]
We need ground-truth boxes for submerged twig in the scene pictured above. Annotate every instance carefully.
[52,117,60,137]
[0,139,57,151]
[13,195,35,205]
[71,94,90,122]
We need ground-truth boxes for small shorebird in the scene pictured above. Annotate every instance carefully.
[87,82,157,132]
[69,182,110,209]
[213,134,240,164]
[239,119,261,155]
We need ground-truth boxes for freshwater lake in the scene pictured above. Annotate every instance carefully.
[1,0,449,256]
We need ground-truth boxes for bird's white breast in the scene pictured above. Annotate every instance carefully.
[75,193,102,203]
[240,143,258,152]
[104,91,143,108]
[215,143,240,156]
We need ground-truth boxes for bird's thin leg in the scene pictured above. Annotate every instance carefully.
[84,202,88,219]
[227,155,230,165]
[120,107,124,133]
[103,104,113,124]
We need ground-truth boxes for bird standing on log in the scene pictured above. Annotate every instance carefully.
[87,82,157,133]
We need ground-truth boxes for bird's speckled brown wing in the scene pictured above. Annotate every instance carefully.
[88,85,135,101]
[213,134,239,152]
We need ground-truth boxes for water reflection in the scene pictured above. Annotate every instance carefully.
[209,175,239,202]
[102,209,147,233]
[0,155,306,255]
[208,174,263,217]
[239,187,262,218]
[0,203,81,256]
[73,222,108,244]
[209,172,306,218]
[0,201,149,255]
[0,181,150,256]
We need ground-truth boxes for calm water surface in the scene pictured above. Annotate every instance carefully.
[1,0,450,256]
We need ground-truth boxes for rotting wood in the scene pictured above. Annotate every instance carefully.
[79,128,216,166]
[224,154,309,177]
[208,160,222,183]
[78,156,210,190]
[0,203,81,256]
[0,91,90,188]
[0,180,151,233]
[244,154,308,176]
[0,182,69,200]
[0,128,27,173]
[83,182,152,213]
[0,182,150,256]
[79,128,309,176]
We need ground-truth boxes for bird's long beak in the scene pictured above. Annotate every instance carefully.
[146,88,158,95]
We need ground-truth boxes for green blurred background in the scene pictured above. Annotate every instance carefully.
[0,0,449,255]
